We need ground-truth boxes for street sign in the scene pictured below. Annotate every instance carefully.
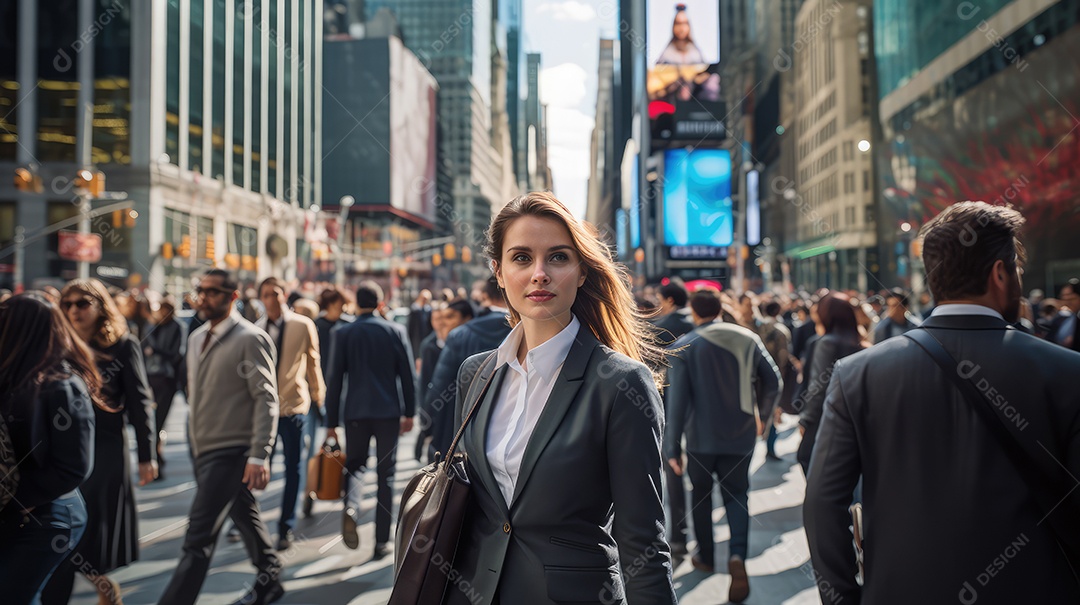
[58,230,103,263]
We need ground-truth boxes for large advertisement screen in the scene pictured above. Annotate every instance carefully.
[663,149,733,247]
[647,1,723,141]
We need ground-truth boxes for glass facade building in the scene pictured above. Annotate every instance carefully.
[875,0,1080,291]
[0,0,322,292]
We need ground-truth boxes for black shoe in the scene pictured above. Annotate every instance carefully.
[301,495,314,518]
[373,542,390,559]
[275,530,294,551]
[230,578,284,605]
[342,509,359,550]
[227,526,242,543]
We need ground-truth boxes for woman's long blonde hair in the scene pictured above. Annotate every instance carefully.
[61,278,130,349]
[483,192,666,388]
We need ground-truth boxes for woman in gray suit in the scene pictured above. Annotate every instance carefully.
[445,192,677,604]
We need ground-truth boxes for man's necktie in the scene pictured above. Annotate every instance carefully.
[202,329,213,353]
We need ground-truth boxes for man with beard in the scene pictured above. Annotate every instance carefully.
[804,202,1080,604]
[159,269,283,605]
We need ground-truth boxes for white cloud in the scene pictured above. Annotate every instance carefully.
[536,0,598,22]
[539,63,589,108]
[544,106,595,218]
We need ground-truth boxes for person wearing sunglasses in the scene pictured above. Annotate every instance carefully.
[0,294,103,605]
[159,269,284,605]
[42,279,158,605]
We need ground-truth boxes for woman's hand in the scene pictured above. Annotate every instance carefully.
[138,461,158,486]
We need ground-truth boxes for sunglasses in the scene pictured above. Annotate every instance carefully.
[60,299,94,311]
[195,286,233,297]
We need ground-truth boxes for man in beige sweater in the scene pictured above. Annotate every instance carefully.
[255,277,325,550]
[160,269,283,605]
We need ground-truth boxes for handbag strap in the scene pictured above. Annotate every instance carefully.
[444,351,499,462]
[904,328,1080,571]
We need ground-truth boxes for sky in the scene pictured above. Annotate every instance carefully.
[523,0,618,219]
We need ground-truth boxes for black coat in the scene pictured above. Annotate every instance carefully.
[324,313,415,423]
[423,311,512,455]
[651,308,694,346]
[804,314,1080,604]
[446,327,677,605]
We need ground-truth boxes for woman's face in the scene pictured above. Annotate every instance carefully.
[495,216,586,329]
[61,291,101,335]
[673,12,691,41]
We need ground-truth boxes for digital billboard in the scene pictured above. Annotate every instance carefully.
[663,149,732,247]
[647,1,723,142]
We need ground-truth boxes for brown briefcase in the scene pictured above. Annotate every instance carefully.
[307,437,345,501]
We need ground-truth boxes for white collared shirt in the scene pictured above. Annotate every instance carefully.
[486,315,580,506]
[930,303,1004,321]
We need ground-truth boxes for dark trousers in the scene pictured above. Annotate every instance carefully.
[148,374,179,437]
[686,451,752,564]
[344,418,399,545]
[797,425,818,477]
[0,492,86,605]
[276,412,309,534]
[766,423,779,454]
[664,462,688,546]
[159,447,280,605]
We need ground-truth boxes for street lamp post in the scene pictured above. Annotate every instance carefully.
[336,195,354,286]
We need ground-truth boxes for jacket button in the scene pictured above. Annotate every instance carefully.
[503,522,511,534]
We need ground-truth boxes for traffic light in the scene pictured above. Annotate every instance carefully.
[461,246,472,264]
[14,167,42,193]
[444,243,456,261]
[204,234,215,260]
[179,235,192,259]
[74,169,105,197]
[161,242,174,260]
[432,252,442,267]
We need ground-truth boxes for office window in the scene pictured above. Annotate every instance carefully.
[166,0,180,164]
[863,170,870,191]
[189,0,205,171]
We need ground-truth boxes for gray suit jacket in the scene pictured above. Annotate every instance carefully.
[448,326,676,605]
[805,314,1080,604]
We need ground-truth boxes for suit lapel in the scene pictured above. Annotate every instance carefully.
[470,363,510,515]
[510,327,598,506]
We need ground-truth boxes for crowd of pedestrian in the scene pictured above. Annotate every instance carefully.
[2,197,1080,604]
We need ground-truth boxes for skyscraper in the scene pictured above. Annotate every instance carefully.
[363,0,511,246]
[0,0,322,293]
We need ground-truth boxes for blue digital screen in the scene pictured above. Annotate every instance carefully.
[663,149,733,247]
[746,170,760,246]
[629,159,641,249]
[616,209,628,258]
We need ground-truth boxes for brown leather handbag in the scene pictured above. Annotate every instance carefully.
[389,352,497,605]
[306,437,345,501]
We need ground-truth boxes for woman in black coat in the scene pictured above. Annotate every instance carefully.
[0,294,103,604]
[43,280,157,605]
[796,292,868,475]
[439,192,677,605]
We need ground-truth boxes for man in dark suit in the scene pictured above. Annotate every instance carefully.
[652,278,695,346]
[324,281,415,559]
[666,288,781,603]
[406,289,433,360]
[871,287,920,343]
[804,202,1080,604]
[1050,278,1080,351]
[423,276,512,456]
[649,278,694,556]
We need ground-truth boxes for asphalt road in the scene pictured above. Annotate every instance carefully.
[68,398,821,604]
